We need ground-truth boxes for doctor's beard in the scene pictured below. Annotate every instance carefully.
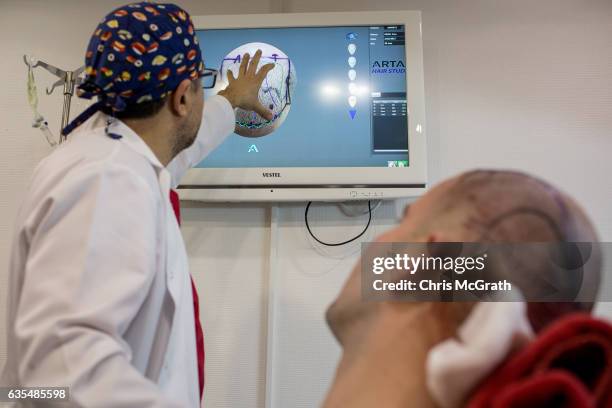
[171,115,200,159]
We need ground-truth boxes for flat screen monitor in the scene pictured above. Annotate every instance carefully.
[180,11,426,202]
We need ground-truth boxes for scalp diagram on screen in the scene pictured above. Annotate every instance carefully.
[221,42,296,138]
[196,25,408,168]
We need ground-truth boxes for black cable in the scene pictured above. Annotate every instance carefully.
[305,201,372,246]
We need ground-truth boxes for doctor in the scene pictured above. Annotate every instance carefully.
[3,2,273,407]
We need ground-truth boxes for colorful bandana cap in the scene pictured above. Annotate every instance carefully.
[63,2,204,136]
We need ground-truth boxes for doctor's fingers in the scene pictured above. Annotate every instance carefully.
[247,49,263,75]
[239,52,250,76]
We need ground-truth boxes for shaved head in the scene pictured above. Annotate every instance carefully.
[430,170,597,243]
[430,170,601,330]
[327,170,602,344]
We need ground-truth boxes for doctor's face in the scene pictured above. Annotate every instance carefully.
[173,79,204,157]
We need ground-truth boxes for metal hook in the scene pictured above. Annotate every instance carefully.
[47,78,66,95]
[23,54,33,67]
[23,53,87,144]
[24,55,67,80]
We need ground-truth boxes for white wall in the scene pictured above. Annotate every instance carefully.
[1,1,611,407]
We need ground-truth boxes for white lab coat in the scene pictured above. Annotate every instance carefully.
[1,95,235,407]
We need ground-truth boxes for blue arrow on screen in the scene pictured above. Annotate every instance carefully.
[349,109,357,119]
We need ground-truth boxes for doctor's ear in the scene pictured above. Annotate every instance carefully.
[170,79,194,117]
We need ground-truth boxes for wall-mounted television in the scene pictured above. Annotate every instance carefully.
[179,10,426,202]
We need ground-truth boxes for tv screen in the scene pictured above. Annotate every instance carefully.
[196,24,410,168]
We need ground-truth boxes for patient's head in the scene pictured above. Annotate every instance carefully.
[327,170,601,346]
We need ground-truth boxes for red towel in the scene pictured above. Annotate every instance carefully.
[467,314,612,408]
[169,189,205,401]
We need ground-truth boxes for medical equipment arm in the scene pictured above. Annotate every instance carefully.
[23,55,84,145]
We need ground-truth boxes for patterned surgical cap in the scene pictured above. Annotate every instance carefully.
[63,2,203,135]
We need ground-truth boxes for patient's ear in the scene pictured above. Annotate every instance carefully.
[426,232,451,243]
[425,232,466,261]
[426,230,467,244]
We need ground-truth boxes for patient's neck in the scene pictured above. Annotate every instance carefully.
[323,304,459,408]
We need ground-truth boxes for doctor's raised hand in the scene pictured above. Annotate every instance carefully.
[218,49,275,121]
